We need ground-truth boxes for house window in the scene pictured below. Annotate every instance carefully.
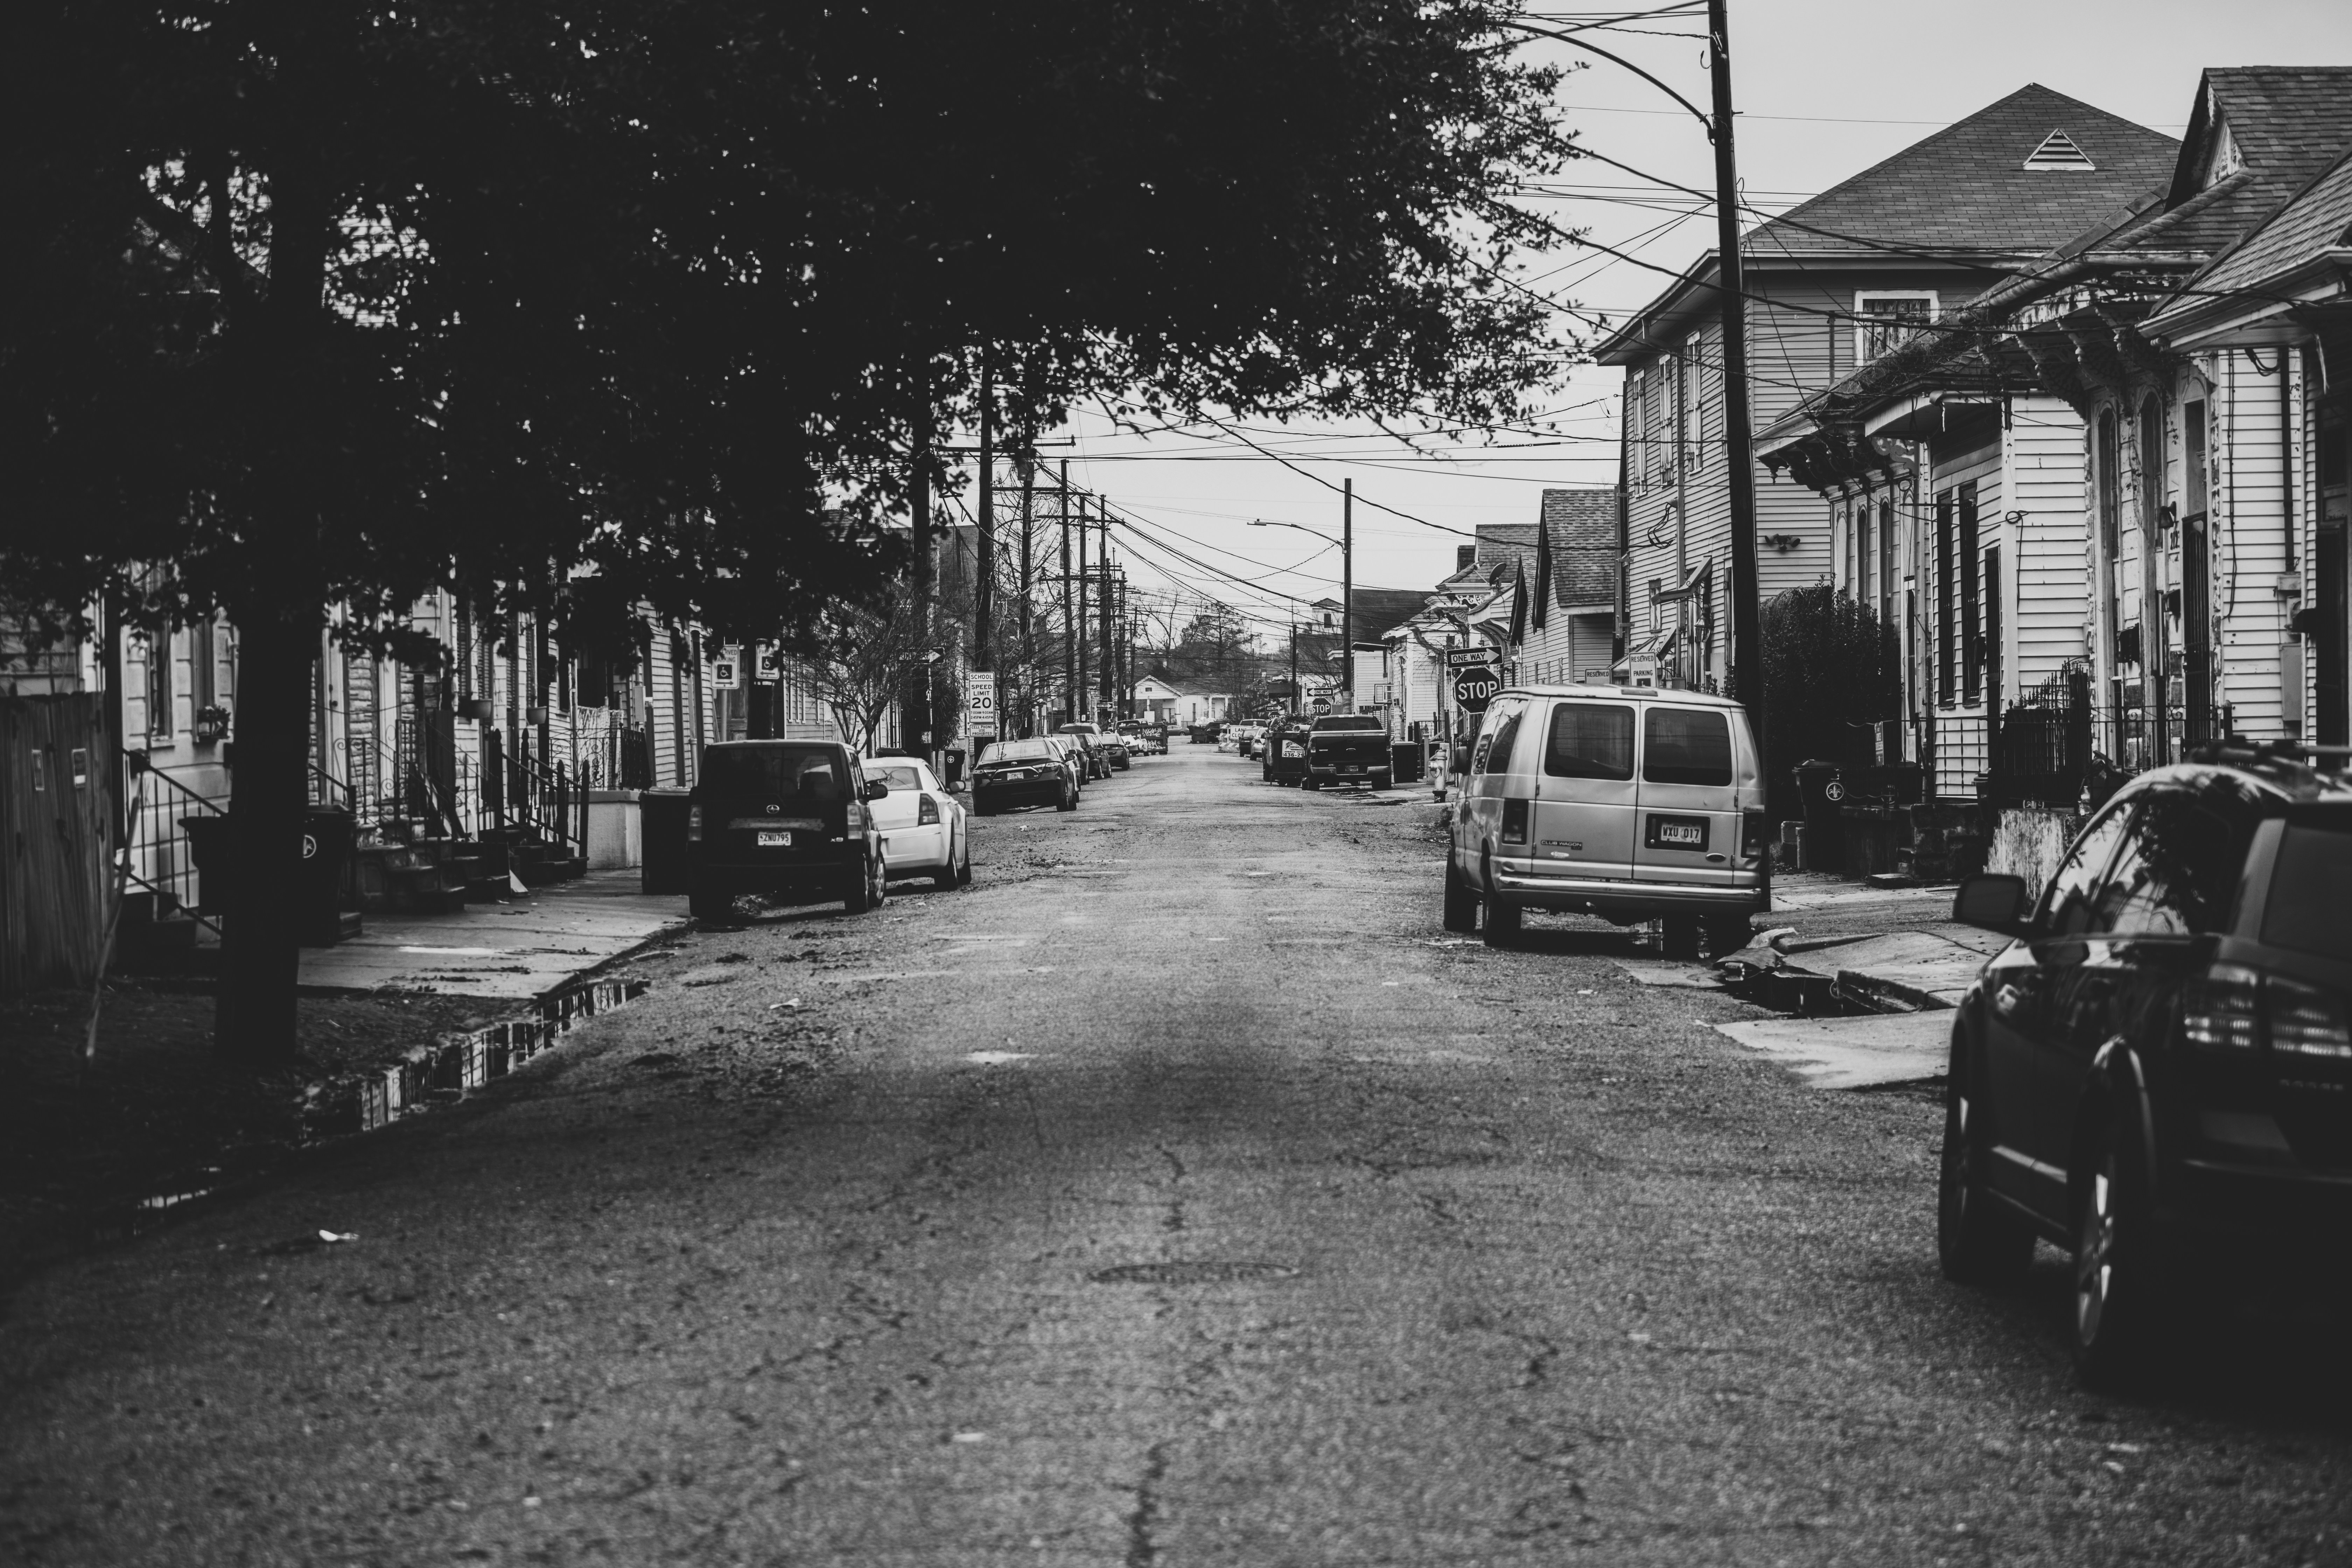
[2184,400,2208,522]
[143,628,174,741]
[1935,490,1955,705]
[1960,482,1982,706]
[2096,408,2120,558]
[1877,500,1896,622]
[1855,292,1937,364]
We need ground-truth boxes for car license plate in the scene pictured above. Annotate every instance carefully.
[1341,764,1361,772]
[1662,823,1700,845]
[757,830,792,847]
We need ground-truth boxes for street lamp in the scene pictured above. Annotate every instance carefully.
[1249,477,1354,711]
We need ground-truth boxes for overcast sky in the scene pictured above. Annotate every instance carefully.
[985,0,2352,646]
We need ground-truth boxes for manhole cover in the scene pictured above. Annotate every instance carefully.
[1089,1261,1297,1286]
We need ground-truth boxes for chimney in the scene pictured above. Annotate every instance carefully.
[1456,545,1476,572]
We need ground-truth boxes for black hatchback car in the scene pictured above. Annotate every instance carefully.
[972,737,1077,815]
[1939,748,2352,1386]
[686,741,888,920]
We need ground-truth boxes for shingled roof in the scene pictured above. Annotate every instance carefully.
[1540,489,1618,608]
[1744,83,2178,263]
[1600,85,2175,362]
[2086,68,2352,263]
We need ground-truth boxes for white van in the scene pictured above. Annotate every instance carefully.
[1444,684,1768,956]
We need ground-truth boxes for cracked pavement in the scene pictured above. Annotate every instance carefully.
[5,744,2352,1566]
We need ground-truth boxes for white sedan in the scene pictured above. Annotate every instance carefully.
[862,757,972,891]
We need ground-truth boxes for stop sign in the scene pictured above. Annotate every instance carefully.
[1453,668,1500,713]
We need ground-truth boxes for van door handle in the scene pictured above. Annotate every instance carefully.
[1705,853,1727,863]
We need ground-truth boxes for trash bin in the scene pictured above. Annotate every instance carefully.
[299,808,355,946]
[639,787,694,895]
[1792,759,1846,874]
[1390,742,1424,786]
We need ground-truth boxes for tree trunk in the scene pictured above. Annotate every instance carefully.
[213,608,321,1066]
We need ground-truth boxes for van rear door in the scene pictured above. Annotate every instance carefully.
[1631,705,1740,887]
[1530,698,1638,878]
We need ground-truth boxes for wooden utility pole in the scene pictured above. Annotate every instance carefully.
[910,380,934,754]
[1059,461,1076,727]
[1076,492,1090,721]
[1708,0,1765,738]
[1017,453,1035,738]
[974,358,995,673]
[1098,526,1114,713]
[1342,478,1355,713]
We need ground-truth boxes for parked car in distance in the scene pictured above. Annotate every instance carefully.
[1445,685,1766,958]
[1098,733,1132,771]
[1041,735,1088,799]
[687,740,888,920]
[973,737,1078,815]
[1304,714,1390,790]
[1188,721,1226,747]
[1938,748,2352,1388]
[1228,723,1262,758]
[862,756,971,890]
[1054,722,1111,779]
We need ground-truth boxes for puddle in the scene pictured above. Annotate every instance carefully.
[966,1051,1035,1065]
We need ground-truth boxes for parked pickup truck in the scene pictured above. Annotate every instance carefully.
[1303,715,1391,790]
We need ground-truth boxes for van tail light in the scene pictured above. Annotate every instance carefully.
[2269,975,2352,1060]
[917,794,940,826]
[1741,809,1768,861]
[687,803,703,842]
[2182,963,2352,1059]
[1501,798,1529,846]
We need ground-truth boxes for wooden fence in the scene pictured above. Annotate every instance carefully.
[0,693,114,991]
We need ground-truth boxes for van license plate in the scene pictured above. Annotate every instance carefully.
[757,831,792,847]
[1646,816,1709,851]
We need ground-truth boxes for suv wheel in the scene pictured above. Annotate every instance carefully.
[842,856,875,914]
[1442,852,1478,933]
[2072,1110,2167,1390]
[1937,1047,2035,1286]
[1480,854,1521,947]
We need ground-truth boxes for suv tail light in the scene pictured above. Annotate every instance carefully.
[687,803,703,842]
[1502,798,1529,846]
[2183,963,2352,1059]
[2270,976,2352,1060]
[917,794,940,825]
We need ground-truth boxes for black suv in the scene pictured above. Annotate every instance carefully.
[686,741,888,920]
[1940,749,2352,1386]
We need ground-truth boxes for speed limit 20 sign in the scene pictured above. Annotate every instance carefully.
[1452,667,1500,713]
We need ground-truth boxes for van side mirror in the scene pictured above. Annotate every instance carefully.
[863,778,889,802]
[1450,742,1471,775]
[1952,873,2030,934]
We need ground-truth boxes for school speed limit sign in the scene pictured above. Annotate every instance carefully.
[1452,667,1500,713]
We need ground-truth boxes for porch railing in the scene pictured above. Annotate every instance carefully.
[121,751,224,937]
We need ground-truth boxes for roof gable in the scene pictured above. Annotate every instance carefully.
[1745,85,2176,262]
[1539,488,1618,606]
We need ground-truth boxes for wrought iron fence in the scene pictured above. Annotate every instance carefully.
[121,751,224,934]
[1993,662,2093,807]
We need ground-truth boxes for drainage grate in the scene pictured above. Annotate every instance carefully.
[1090,1261,1297,1286]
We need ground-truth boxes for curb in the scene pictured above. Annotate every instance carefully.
[1831,967,1958,1015]
[303,975,653,1139]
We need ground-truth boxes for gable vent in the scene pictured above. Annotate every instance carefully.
[2024,130,2096,171]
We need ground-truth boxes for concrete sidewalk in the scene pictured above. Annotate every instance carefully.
[297,869,685,1001]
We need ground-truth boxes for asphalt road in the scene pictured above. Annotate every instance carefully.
[5,743,2351,1567]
